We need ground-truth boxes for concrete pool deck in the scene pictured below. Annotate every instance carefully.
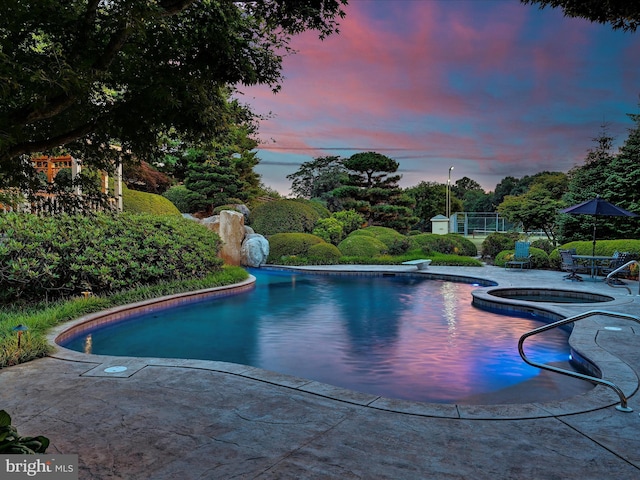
[1,265,640,479]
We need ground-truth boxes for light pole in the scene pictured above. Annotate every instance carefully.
[447,166,454,221]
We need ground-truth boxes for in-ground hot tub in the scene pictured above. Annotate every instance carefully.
[487,288,615,304]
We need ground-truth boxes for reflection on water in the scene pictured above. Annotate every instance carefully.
[61,269,579,404]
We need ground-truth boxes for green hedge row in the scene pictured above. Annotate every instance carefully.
[0,213,222,303]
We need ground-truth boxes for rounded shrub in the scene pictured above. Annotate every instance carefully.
[267,233,326,263]
[0,213,222,303]
[337,234,388,257]
[481,232,521,259]
[409,233,477,256]
[124,185,180,215]
[349,226,406,248]
[249,199,322,235]
[307,243,342,264]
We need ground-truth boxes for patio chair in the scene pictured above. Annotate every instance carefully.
[505,241,532,269]
[600,252,633,284]
[559,250,587,281]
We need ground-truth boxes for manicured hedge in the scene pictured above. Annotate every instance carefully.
[249,199,324,235]
[337,234,388,257]
[0,213,222,303]
[123,184,181,215]
[480,232,521,259]
[307,243,342,264]
[548,240,640,269]
[410,233,477,257]
[267,233,326,263]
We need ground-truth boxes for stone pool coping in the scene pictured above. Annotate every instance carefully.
[47,265,640,421]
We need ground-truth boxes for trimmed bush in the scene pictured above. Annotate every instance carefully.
[124,184,181,215]
[337,234,388,257]
[249,199,323,235]
[481,232,521,259]
[349,226,406,248]
[409,233,477,256]
[307,243,342,264]
[267,233,326,263]
[549,239,640,270]
[0,213,222,303]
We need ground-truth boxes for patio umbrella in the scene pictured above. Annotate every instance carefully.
[560,196,638,256]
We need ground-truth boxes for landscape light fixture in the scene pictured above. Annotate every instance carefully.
[13,324,28,348]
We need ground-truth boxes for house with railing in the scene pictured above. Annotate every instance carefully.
[1,155,123,214]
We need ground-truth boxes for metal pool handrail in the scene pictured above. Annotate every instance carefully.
[605,260,639,296]
[518,310,640,412]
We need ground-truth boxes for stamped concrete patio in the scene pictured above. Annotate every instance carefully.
[1,265,640,479]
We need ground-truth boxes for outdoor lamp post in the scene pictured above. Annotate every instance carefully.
[447,166,454,226]
[13,324,28,348]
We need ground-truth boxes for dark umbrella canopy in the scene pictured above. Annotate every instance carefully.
[560,197,638,257]
[560,197,639,217]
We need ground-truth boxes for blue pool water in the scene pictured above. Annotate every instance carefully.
[61,269,577,403]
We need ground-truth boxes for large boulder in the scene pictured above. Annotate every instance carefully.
[241,234,270,267]
[217,210,246,266]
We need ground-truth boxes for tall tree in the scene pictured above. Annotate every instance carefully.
[497,173,568,244]
[405,181,463,232]
[521,1,640,32]
[0,0,347,189]
[330,152,418,232]
[286,156,348,201]
[560,123,619,242]
[601,109,640,238]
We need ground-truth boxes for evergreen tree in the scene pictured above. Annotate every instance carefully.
[330,152,418,232]
[560,123,615,242]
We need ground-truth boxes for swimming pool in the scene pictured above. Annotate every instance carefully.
[60,269,585,404]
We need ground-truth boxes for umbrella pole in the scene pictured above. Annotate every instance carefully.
[592,220,597,257]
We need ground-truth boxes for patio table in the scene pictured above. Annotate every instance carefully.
[572,255,614,280]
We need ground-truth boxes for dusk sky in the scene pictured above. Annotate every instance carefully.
[238,0,640,195]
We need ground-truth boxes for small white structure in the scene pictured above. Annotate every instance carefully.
[431,214,449,235]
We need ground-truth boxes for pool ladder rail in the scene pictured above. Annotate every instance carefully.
[518,310,640,413]
[604,260,640,296]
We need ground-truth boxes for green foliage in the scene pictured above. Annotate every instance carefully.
[0,410,49,454]
[123,185,181,215]
[333,209,365,235]
[313,217,344,245]
[162,185,203,213]
[266,233,326,263]
[548,239,640,269]
[531,238,554,254]
[1,1,347,186]
[405,181,463,231]
[249,199,323,235]
[307,243,342,264]
[350,226,406,247]
[286,155,348,201]
[409,233,477,256]
[337,234,388,257]
[521,1,640,32]
[494,247,549,269]
[481,232,521,258]
[294,199,331,219]
[330,152,418,232]
[0,266,248,367]
[0,212,222,303]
